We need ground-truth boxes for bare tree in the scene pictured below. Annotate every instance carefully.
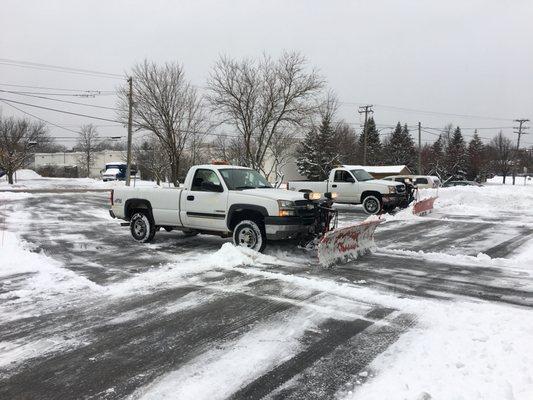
[119,60,207,186]
[133,135,170,185]
[75,124,99,177]
[488,131,512,183]
[0,115,48,184]
[207,51,324,174]
[208,134,248,166]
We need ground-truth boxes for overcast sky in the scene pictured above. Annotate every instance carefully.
[1,0,532,147]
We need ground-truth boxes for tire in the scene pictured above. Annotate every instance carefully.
[362,195,382,215]
[130,211,156,243]
[232,220,266,252]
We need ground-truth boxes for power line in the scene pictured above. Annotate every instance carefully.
[0,97,121,123]
[0,90,118,111]
[0,99,82,135]
[340,100,515,122]
[0,59,123,80]
[0,82,114,93]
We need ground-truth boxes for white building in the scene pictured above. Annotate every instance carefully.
[33,150,125,178]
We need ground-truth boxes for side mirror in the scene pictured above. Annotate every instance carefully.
[201,181,223,192]
[347,177,355,183]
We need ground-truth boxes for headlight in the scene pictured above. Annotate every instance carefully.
[388,186,396,194]
[305,192,321,200]
[277,200,296,217]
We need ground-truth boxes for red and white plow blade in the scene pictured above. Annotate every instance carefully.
[412,196,438,216]
[317,218,383,267]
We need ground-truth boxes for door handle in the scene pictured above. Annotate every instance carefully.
[332,184,337,188]
[187,195,194,201]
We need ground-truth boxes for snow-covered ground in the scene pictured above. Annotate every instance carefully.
[1,172,532,399]
[0,169,161,190]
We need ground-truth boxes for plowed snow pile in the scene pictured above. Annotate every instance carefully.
[419,184,533,217]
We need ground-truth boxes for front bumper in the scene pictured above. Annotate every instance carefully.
[382,193,407,205]
[264,216,311,240]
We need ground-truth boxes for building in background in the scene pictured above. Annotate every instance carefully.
[33,150,125,178]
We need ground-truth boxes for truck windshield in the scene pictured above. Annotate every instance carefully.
[350,169,374,182]
[219,168,272,190]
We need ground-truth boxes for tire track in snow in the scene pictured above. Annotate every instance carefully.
[228,307,395,400]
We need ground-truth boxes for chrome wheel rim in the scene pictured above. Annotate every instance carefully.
[133,219,146,238]
[238,227,257,248]
[366,199,378,213]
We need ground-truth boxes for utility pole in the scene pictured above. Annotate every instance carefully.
[418,121,422,174]
[125,77,133,186]
[512,119,529,185]
[358,105,374,164]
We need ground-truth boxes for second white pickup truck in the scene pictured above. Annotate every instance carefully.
[109,164,338,252]
[287,166,407,214]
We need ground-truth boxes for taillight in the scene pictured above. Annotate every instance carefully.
[110,189,114,206]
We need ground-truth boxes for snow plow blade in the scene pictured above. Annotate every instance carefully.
[317,219,383,267]
[412,196,438,216]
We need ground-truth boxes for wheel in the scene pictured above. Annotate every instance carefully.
[232,220,266,252]
[130,211,156,243]
[362,195,382,215]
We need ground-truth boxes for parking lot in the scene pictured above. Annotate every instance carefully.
[1,187,533,400]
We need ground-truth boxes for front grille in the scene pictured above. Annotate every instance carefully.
[396,185,406,193]
[294,200,317,225]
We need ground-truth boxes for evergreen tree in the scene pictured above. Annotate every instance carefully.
[445,126,467,178]
[334,122,359,164]
[357,117,381,165]
[467,132,485,181]
[383,122,417,168]
[429,136,445,176]
[296,112,339,180]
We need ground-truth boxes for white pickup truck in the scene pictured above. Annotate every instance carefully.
[287,165,407,214]
[109,164,337,252]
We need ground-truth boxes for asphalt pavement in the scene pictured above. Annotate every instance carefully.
[0,192,531,399]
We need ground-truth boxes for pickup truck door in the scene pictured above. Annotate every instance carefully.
[182,168,228,231]
[330,169,360,203]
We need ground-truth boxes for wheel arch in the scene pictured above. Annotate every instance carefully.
[227,204,268,231]
[125,198,154,221]
[361,190,382,201]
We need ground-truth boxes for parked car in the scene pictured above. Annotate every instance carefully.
[383,175,441,189]
[287,166,407,214]
[443,180,483,187]
[110,164,338,252]
[101,162,139,182]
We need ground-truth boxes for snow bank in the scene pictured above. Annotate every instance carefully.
[106,243,289,297]
[419,185,533,218]
[6,169,42,180]
[344,300,533,400]
[487,175,532,186]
